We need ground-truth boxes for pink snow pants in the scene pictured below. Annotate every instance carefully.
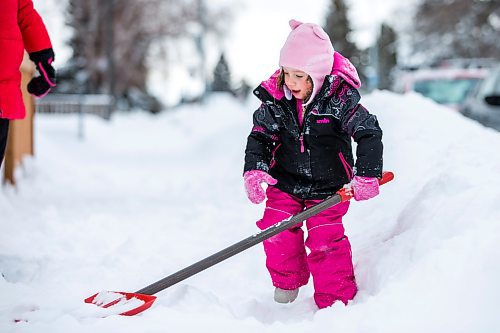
[257,186,357,308]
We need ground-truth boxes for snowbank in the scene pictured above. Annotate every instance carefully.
[1,91,499,332]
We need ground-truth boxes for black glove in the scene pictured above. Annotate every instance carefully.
[28,48,56,97]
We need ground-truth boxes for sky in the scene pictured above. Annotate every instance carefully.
[222,0,416,84]
[1,91,500,332]
[34,0,416,88]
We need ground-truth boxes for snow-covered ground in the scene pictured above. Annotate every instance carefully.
[1,91,499,332]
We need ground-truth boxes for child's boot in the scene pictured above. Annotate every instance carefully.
[274,287,299,303]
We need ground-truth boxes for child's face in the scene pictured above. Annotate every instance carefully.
[283,67,313,101]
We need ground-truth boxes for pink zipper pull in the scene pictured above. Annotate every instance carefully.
[300,134,305,153]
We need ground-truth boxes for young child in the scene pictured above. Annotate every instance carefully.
[0,0,56,168]
[243,19,383,309]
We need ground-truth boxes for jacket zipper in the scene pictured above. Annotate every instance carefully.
[299,102,314,154]
[283,99,312,155]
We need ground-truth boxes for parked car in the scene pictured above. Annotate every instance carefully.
[430,58,498,70]
[459,66,500,131]
[394,68,487,110]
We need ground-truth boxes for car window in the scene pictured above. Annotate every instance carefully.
[413,78,481,104]
[477,68,500,98]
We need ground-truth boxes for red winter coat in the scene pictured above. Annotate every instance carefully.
[0,0,52,120]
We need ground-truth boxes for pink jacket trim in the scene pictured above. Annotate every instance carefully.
[331,52,361,89]
[260,70,285,100]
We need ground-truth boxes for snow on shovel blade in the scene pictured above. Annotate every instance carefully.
[84,291,156,316]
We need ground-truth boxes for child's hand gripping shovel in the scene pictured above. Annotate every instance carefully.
[85,171,395,316]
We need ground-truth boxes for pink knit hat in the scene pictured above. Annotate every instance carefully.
[279,19,334,105]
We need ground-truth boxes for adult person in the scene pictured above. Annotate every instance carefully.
[0,0,56,168]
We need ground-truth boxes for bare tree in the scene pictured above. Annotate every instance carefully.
[324,0,358,59]
[64,0,232,111]
[377,23,398,90]
[324,0,369,84]
[412,0,500,61]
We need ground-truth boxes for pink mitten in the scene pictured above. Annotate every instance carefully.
[351,176,379,201]
[243,170,278,204]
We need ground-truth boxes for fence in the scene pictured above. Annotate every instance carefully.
[36,93,113,140]
[2,55,114,185]
[35,94,114,120]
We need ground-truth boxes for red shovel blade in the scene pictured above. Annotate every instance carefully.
[84,291,157,316]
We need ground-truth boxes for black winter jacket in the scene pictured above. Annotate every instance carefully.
[244,72,383,200]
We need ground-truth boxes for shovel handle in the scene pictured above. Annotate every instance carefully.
[86,171,395,316]
[133,171,394,296]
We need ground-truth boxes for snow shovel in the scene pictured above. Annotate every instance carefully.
[85,171,394,316]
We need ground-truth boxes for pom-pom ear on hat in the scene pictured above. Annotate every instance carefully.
[289,19,302,29]
[312,25,329,40]
[279,19,334,105]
